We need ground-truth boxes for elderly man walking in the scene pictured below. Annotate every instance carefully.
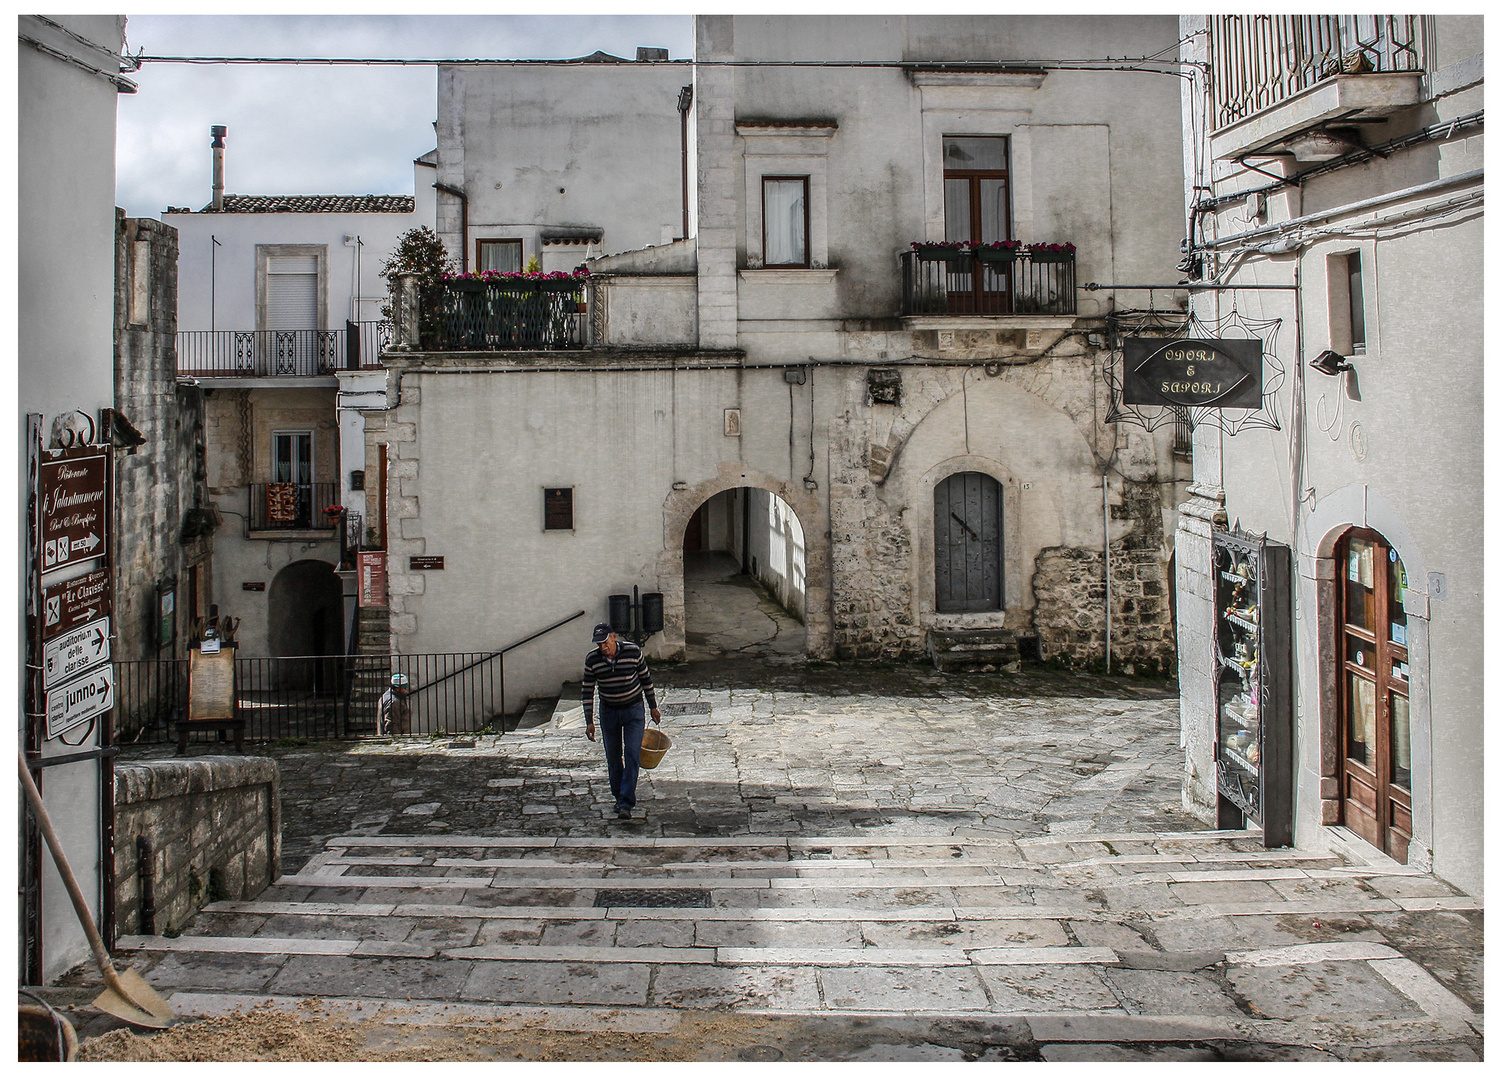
[581,622,661,819]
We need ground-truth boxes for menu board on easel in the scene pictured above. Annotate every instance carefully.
[189,646,236,720]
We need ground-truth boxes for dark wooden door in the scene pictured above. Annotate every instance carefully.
[934,472,1002,613]
[1338,530,1413,860]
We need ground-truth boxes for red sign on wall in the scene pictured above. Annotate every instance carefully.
[358,551,388,607]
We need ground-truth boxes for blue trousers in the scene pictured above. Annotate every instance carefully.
[598,699,646,809]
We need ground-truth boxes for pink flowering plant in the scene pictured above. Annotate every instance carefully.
[444,268,590,283]
[910,240,969,251]
[971,239,1022,251]
[1026,242,1076,254]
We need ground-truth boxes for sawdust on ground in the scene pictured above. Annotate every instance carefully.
[77,999,784,1062]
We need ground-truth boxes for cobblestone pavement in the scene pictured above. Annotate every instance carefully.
[81,661,1482,1061]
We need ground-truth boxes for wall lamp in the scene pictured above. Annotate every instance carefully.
[1309,349,1353,376]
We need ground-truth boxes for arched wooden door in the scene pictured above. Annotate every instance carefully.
[934,472,1003,613]
[1337,529,1413,860]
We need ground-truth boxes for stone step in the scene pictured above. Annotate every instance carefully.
[927,629,1022,672]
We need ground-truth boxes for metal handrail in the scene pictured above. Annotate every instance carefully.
[412,608,587,694]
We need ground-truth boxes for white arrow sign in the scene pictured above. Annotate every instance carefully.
[42,617,111,689]
[46,663,115,740]
[72,532,102,554]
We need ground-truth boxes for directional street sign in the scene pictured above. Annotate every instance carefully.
[45,664,115,740]
[42,617,111,690]
[40,567,112,640]
[38,451,109,574]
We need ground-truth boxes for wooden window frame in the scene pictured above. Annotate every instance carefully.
[476,238,524,274]
[760,176,811,269]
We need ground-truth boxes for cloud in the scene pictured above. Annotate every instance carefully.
[116,15,693,218]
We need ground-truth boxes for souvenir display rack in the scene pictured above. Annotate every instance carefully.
[1212,528,1293,847]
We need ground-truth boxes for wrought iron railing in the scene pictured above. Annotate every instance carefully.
[249,482,339,532]
[177,322,391,376]
[422,279,588,351]
[1210,15,1429,129]
[114,651,507,744]
[900,250,1076,317]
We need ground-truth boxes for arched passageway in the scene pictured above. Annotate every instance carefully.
[268,559,344,690]
[682,487,807,660]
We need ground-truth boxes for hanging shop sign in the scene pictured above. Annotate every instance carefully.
[38,450,109,573]
[1122,338,1263,409]
[40,567,112,639]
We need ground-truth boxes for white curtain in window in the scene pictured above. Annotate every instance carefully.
[764,179,807,265]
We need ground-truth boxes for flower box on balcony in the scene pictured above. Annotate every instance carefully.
[1027,243,1076,264]
[451,279,488,292]
[912,243,969,264]
[974,246,1021,265]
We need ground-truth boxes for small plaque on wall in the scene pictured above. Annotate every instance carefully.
[544,487,574,531]
[242,581,266,592]
[724,408,742,437]
[410,556,446,570]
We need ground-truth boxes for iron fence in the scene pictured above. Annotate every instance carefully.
[177,321,390,376]
[249,482,340,532]
[901,250,1076,317]
[1210,15,1429,129]
[423,279,588,350]
[114,651,507,746]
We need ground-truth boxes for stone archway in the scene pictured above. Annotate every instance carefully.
[268,559,344,691]
[659,463,831,659]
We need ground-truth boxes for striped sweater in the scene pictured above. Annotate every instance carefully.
[580,640,658,720]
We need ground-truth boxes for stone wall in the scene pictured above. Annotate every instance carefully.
[113,211,211,661]
[113,756,281,939]
[829,402,918,659]
[1032,478,1176,672]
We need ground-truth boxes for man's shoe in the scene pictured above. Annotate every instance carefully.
[616,806,631,819]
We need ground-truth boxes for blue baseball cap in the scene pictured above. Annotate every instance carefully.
[591,622,614,643]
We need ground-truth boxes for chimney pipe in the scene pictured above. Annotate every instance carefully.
[210,125,227,211]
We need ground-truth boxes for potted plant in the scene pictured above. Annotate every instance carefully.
[910,240,970,264]
[1027,242,1076,263]
[972,239,1022,264]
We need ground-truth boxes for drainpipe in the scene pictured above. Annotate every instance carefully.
[434,182,469,272]
[210,125,226,211]
[1103,473,1112,674]
[677,85,693,240]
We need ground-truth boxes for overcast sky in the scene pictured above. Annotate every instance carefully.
[116,14,695,219]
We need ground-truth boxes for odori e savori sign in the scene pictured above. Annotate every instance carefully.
[1121,338,1263,410]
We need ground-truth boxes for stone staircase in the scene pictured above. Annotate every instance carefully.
[347,605,392,734]
[106,827,1484,1055]
[927,628,1022,673]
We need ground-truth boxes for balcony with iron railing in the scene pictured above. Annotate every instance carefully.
[177,321,391,378]
[248,482,340,534]
[900,247,1077,319]
[1210,15,1428,130]
[387,274,590,353]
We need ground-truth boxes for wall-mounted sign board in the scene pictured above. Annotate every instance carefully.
[43,617,110,690]
[1122,338,1263,409]
[544,487,574,531]
[40,567,111,640]
[358,551,387,607]
[38,451,109,573]
[410,555,446,570]
[243,581,267,591]
[46,664,115,740]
